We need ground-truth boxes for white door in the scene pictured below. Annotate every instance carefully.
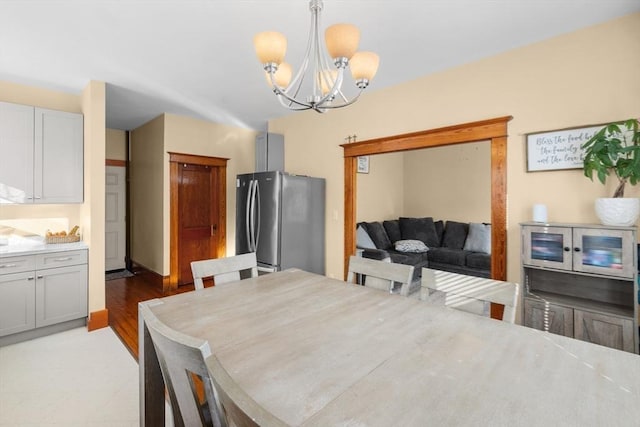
[105,166,126,271]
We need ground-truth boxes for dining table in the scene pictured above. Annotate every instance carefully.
[139,268,640,426]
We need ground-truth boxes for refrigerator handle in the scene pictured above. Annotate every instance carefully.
[254,180,261,250]
[249,179,259,252]
[246,179,254,252]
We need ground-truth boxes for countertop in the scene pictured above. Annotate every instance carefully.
[0,236,88,258]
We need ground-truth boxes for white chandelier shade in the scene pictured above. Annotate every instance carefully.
[253,0,379,112]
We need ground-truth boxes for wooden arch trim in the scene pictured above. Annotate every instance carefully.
[168,152,229,292]
[341,116,512,281]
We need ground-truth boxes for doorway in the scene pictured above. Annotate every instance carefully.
[342,116,512,280]
[169,152,228,290]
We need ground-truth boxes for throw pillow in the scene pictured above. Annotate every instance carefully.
[441,221,469,250]
[356,225,376,249]
[363,222,392,250]
[463,223,491,254]
[395,239,429,253]
[383,220,402,243]
[399,217,440,247]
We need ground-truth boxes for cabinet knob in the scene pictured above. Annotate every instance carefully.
[27,276,35,281]
[574,247,581,252]
[563,247,570,252]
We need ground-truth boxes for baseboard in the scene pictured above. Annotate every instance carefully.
[88,309,109,331]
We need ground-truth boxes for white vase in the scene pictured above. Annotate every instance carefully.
[594,198,640,226]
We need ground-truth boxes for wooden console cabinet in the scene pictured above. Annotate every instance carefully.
[521,222,638,354]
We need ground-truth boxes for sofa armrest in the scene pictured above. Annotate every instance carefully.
[360,248,391,261]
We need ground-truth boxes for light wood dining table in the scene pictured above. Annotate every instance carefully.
[139,269,640,426]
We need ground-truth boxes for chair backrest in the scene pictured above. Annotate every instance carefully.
[346,255,415,296]
[191,253,258,290]
[207,354,289,427]
[421,268,520,323]
[139,302,227,427]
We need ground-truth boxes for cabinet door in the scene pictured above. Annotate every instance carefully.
[0,271,36,337]
[523,298,574,337]
[35,264,87,328]
[574,309,634,353]
[572,227,635,279]
[34,108,83,203]
[0,102,34,203]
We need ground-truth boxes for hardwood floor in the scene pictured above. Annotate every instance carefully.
[106,268,194,358]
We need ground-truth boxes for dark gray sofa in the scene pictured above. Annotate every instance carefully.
[357,217,491,279]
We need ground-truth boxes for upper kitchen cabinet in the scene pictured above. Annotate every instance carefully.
[0,101,83,204]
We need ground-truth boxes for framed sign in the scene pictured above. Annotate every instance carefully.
[526,124,602,172]
[357,156,369,174]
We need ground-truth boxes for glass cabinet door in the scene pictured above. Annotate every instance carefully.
[523,225,573,270]
[573,228,635,279]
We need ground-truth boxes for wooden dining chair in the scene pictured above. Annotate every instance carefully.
[346,255,415,296]
[139,302,228,427]
[207,353,289,427]
[191,252,258,290]
[420,268,520,323]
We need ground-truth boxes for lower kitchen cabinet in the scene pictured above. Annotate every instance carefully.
[35,264,88,328]
[0,271,36,336]
[0,249,87,340]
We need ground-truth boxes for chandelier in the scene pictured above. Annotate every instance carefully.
[253,0,380,113]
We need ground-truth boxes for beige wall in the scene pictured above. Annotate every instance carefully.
[269,13,640,281]
[356,152,404,222]
[130,113,257,276]
[0,79,106,314]
[403,142,491,222]
[81,81,107,313]
[106,128,127,161]
[130,115,165,273]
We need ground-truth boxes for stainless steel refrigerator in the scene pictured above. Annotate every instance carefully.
[236,171,325,274]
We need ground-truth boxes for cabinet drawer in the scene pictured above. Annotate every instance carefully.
[0,255,35,275]
[36,250,87,269]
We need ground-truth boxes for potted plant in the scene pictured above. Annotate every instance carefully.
[582,118,640,226]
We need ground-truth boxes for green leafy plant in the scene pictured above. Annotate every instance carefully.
[582,118,640,198]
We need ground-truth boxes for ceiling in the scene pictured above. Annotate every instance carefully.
[1,1,638,131]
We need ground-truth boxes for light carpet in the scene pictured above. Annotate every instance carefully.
[0,327,140,426]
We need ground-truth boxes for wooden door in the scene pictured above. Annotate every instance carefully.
[177,163,217,285]
[169,153,228,291]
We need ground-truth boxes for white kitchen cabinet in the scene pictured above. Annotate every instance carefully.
[0,102,34,203]
[0,249,88,341]
[0,101,83,204]
[0,271,36,336]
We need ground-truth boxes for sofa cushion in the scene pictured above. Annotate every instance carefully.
[399,217,440,247]
[463,223,491,254]
[356,225,377,249]
[434,220,444,246]
[388,250,430,268]
[363,222,392,250]
[466,252,491,270]
[442,221,469,250]
[394,239,429,253]
[383,220,402,244]
[427,247,469,266]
